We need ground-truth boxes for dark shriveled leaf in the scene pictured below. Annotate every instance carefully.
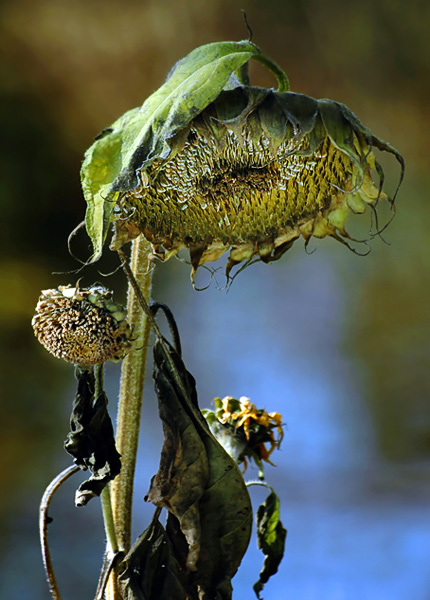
[118,516,187,600]
[253,488,287,599]
[146,343,209,571]
[64,368,121,506]
[146,339,252,599]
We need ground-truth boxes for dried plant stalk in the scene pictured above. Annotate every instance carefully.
[107,236,153,599]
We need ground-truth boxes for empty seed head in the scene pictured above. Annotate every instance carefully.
[32,285,133,366]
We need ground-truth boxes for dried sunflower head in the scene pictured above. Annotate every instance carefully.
[202,396,284,479]
[81,40,404,281]
[32,285,133,366]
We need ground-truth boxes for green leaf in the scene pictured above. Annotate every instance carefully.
[81,107,140,263]
[81,40,266,261]
[253,488,287,599]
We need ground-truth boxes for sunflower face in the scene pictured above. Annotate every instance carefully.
[32,285,133,366]
[81,41,404,280]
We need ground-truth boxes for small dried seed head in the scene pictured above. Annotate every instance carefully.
[32,285,133,366]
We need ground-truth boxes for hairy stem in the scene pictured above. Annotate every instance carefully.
[107,236,153,598]
[40,465,79,600]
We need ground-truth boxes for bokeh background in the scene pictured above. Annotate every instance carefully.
[1,1,429,598]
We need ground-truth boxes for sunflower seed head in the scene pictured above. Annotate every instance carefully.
[110,88,401,280]
[32,285,133,366]
[81,42,403,280]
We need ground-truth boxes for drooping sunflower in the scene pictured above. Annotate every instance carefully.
[81,41,404,281]
[203,396,284,479]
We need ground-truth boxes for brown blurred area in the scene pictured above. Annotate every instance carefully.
[0,0,429,597]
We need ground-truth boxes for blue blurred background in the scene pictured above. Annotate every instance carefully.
[1,1,429,598]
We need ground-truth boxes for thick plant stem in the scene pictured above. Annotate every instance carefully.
[107,236,153,598]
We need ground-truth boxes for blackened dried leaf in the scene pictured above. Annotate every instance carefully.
[147,339,252,599]
[253,489,287,599]
[64,368,121,506]
[118,516,187,600]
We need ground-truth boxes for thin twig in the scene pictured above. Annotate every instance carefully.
[39,465,80,600]
[150,302,182,357]
[101,486,119,554]
[117,248,163,338]
[94,364,120,556]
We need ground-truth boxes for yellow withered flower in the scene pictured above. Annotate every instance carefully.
[32,285,133,366]
[203,396,284,478]
[81,41,404,281]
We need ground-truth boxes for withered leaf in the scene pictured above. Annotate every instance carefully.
[146,341,209,571]
[118,516,187,600]
[64,368,121,506]
[253,488,287,599]
[146,338,252,599]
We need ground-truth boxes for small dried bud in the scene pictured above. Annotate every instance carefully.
[32,285,133,366]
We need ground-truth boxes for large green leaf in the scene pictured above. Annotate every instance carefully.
[81,40,267,261]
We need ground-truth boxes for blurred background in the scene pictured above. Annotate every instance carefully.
[1,0,429,598]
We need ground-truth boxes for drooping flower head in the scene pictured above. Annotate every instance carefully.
[32,285,133,366]
[81,41,404,281]
[203,396,284,479]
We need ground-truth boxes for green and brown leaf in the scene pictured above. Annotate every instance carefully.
[81,40,273,261]
[143,329,252,599]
